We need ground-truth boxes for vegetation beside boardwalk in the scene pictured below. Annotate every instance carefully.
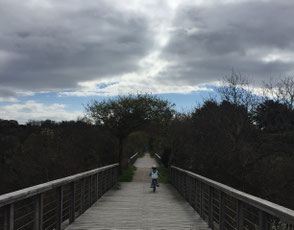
[157,166,169,184]
[118,165,137,182]
[2,75,294,211]
[137,152,145,158]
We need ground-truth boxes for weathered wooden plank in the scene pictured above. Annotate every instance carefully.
[66,182,210,230]
[66,154,210,230]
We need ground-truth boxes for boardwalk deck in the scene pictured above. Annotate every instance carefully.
[66,154,210,230]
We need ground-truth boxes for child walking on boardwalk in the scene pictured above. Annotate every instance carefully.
[150,165,160,188]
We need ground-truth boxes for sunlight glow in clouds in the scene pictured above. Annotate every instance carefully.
[0,0,294,122]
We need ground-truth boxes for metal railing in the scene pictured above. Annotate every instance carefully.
[171,166,294,230]
[0,163,119,230]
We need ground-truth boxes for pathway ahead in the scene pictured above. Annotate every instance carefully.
[66,154,210,230]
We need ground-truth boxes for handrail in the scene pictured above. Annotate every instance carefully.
[171,165,294,229]
[0,163,119,230]
[130,152,138,160]
[155,153,161,160]
[0,163,118,208]
[128,152,139,166]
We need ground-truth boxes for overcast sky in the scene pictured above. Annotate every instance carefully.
[1,0,294,123]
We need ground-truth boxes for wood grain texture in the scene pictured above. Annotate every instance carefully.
[66,182,210,230]
[66,154,210,230]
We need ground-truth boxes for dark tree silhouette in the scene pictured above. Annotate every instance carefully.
[85,94,175,173]
[253,100,294,132]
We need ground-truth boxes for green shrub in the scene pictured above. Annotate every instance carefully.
[118,165,137,182]
[158,166,169,183]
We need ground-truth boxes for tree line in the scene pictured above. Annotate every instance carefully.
[0,94,172,195]
[0,119,120,194]
[155,73,294,210]
[1,74,294,211]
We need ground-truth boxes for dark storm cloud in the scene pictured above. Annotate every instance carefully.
[0,0,153,95]
[0,88,16,98]
[160,0,294,85]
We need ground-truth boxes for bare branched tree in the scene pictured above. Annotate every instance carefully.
[263,76,294,110]
[217,70,258,110]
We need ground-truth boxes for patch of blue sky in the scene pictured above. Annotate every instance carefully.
[0,85,219,116]
[0,101,15,106]
[157,89,217,113]
[97,82,119,89]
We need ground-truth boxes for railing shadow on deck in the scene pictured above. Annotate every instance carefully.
[0,163,119,230]
[171,166,294,230]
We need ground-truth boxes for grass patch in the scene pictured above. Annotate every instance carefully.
[138,152,145,158]
[158,165,170,183]
[118,165,137,182]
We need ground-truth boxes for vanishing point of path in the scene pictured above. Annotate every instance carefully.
[66,153,210,229]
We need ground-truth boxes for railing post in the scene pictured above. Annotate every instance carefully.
[208,187,214,228]
[69,182,76,224]
[192,178,196,210]
[109,169,113,189]
[181,172,184,195]
[102,171,106,195]
[187,176,191,203]
[100,172,103,196]
[200,182,204,218]
[4,204,15,230]
[188,177,193,204]
[107,170,110,190]
[3,204,14,230]
[94,174,98,202]
[110,168,114,188]
[173,168,176,185]
[98,172,102,198]
[237,200,244,230]
[56,186,64,230]
[34,194,43,230]
[259,211,269,230]
[80,178,85,214]
[219,192,225,230]
[3,206,8,230]
[186,176,190,203]
[183,172,187,199]
[89,176,92,206]
[96,172,100,199]
[173,169,176,188]
[177,170,180,191]
[104,171,107,194]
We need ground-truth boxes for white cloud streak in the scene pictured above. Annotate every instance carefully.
[0,101,82,124]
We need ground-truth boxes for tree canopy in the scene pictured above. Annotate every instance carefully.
[85,94,175,171]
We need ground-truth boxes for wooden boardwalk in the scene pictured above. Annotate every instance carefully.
[66,154,210,230]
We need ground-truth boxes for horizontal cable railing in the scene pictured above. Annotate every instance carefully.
[0,163,119,230]
[171,166,294,230]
